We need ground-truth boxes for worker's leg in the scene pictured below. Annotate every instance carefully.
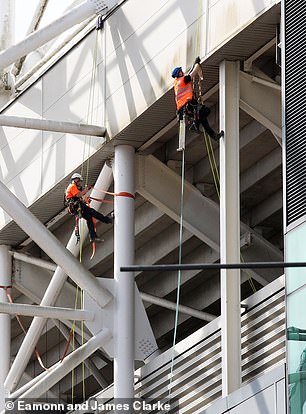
[201,116,217,139]
[81,209,97,240]
[199,105,224,140]
[82,203,112,224]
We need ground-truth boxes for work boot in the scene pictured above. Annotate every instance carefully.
[94,237,104,243]
[106,212,114,224]
[90,237,104,243]
[212,130,224,141]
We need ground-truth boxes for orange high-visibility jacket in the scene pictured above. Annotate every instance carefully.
[174,77,193,110]
[65,183,79,199]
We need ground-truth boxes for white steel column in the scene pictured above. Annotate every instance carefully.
[114,145,135,398]
[219,60,241,396]
[0,246,11,410]
[4,162,113,393]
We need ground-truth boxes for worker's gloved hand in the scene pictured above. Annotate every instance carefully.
[86,185,93,191]
[195,56,201,65]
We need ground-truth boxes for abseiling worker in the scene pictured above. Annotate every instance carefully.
[65,173,113,243]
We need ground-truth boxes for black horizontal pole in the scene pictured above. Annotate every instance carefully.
[120,261,306,272]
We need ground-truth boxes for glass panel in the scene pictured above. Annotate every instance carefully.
[287,288,306,413]
[286,221,306,294]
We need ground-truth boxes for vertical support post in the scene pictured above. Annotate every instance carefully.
[219,60,241,396]
[113,145,135,399]
[0,245,11,410]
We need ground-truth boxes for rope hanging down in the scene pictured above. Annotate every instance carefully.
[202,130,257,293]
[168,148,186,405]
[4,286,50,372]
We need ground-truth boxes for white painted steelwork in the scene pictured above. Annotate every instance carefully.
[20,328,111,399]
[75,277,285,414]
[113,145,135,398]
[0,0,110,70]
[10,251,56,271]
[0,302,94,321]
[219,60,241,396]
[140,292,215,322]
[0,246,11,410]
[4,162,113,393]
[0,115,106,136]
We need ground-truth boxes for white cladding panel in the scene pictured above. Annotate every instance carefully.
[0,0,278,230]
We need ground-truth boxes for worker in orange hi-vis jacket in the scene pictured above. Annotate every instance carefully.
[172,56,224,141]
[65,173,113,243]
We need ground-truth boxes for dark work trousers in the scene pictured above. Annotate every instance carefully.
[80,202,111,240]
[198,106,217,139]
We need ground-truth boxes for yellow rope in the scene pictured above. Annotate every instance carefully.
[202,129,257,293]
[203,130,220,199]
[71,285,80,402]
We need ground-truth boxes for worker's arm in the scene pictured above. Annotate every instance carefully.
[75,186,92,198]
[188,56,203,80]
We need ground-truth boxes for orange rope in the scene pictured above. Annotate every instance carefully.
[5,287,51,372]
[88,197,114,204]
[91,187,135,199]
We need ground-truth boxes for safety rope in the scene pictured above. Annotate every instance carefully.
[4,286,51,372]
[202,130,257,293]
[168,149,185,405]
[193,0,203,102]
[90,188,135,199]
[70,27,100,402]
[81,29,99,187]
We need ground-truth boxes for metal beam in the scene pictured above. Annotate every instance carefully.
[244,38,276,72]
[82,200,164,268]
[240,71,281,143]
[136,154,220,252]
[193,120,267,183]
[0,246,11,410]
[58,323,108,389]
[251,189,282,227]
[140,292,215,322]
[19,329,111,399]
[15,17,93,90]
[11,0,50,77]
[240,147,281,193]
[220,60,241,396]
[135,155,283,263]
[0,115,106,137]
[0,302,94,321]
[4,163,113,393]
[0,0,108,70]
[10,251,56,272]
[8,249,108,387]
[113,145,135,399]
[0,180,112,308]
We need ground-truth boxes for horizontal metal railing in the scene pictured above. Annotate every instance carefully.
[70,276,285,414]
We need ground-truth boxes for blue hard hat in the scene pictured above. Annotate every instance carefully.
[171,66,182,78]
